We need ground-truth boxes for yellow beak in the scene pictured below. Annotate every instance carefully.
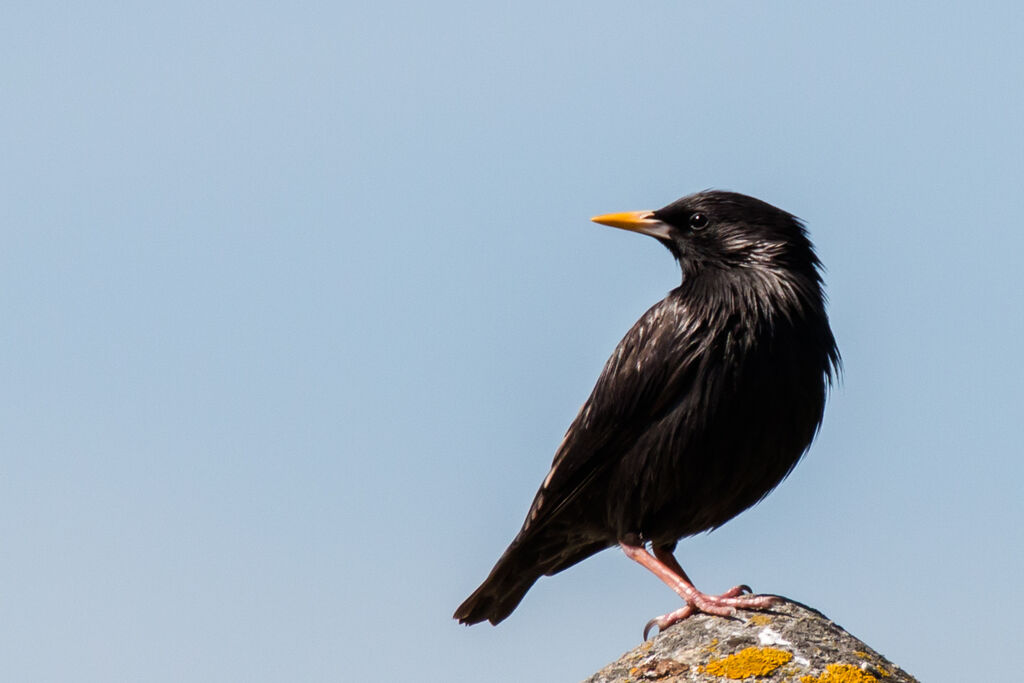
[591,211,672,240]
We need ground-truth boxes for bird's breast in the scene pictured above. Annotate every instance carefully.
[605,314,830,545]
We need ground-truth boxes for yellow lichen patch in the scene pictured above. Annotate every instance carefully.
[747,614,772,627]
[799,663,878,683]
[702,647,793,679]
[701,638,721,656]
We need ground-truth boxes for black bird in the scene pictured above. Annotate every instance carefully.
[454,191,839,636]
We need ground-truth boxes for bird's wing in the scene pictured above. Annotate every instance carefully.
[516,294,713,540]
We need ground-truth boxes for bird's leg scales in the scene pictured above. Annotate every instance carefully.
[652,545,693,584]
[621,543,779,637]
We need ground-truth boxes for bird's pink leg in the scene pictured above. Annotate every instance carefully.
[620,543,779,638]
[652,545,754,600]
[652,545,695,584]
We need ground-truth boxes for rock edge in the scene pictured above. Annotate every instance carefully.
[583,600,917,683]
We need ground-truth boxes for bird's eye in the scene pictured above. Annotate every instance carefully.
[689,213,709,230]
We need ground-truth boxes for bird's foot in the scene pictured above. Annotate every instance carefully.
[620,543,781,639]
[642,585,780,639]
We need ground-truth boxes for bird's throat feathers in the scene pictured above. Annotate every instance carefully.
[677,256,826,332]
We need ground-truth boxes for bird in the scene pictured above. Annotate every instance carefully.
[453,190,840,637]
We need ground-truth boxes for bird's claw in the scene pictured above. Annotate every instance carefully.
[642,618,658,641]
[643,604,695,639]
[640,589,781,638]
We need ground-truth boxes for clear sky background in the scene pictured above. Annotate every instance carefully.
[2,3,1022,682]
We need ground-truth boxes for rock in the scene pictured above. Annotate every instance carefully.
[583,600,917,682]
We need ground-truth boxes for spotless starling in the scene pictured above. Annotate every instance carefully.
[454,191,840,636]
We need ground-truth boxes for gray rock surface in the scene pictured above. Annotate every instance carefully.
[584,601,917,682]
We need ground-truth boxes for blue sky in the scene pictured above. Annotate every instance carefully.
[2,3,1022,681]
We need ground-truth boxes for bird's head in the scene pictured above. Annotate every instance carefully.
[592,190,822,289]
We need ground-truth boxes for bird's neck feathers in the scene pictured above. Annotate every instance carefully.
[677,257,826,329]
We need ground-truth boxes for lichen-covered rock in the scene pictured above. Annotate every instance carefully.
[583,601,916,683]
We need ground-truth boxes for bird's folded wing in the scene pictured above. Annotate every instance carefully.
[516,297,713,540]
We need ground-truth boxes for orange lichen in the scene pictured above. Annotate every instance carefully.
[747,614,772,627]
[702,647,793,679]
[799,663,878,683]
[849,652,890,678]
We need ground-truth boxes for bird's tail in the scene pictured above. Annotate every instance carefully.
[453,543,543,626]
[454,536,608,625]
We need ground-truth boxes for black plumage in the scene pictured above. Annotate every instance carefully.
[454,190,840,631]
